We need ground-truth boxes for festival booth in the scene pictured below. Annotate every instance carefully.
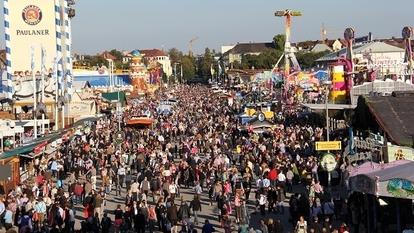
[348,160,414,233]
[126,116,154,127]
[284,70,329,103]
[240,111,277,135]
[0,120,24,152]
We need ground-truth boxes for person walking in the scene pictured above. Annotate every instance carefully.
[114,204,123,233]
[202,219,216,233]
[147,204,157,233]
[101,213,112,233]
[190,195,202,225]
[295,216,308,233]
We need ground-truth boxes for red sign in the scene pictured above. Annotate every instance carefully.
[33,141,48,154]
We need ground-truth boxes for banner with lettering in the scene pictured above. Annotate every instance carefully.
[6,0,58,73]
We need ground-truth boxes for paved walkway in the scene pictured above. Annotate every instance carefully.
[70,178,299,233]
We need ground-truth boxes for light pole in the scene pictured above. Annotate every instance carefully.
[323,80,332,189]
[116,86,121,131]
[180,64,183,84]
[173,63,177,84]
[323,81,332,142]
[31,47,38,139]
[106,59,114,92]
[54,57,59,131]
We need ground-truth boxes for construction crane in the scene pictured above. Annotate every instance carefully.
[321,23,343,41]
[188,36,199,57]
[275,10,302,76]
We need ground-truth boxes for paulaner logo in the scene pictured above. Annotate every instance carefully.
[22,5,43,26]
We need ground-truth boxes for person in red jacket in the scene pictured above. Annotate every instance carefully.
[74,181,84,205]
[268,168,279,186]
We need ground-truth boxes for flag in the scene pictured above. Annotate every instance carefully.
[31,46,35,71]
[210,64,214,76]
[41,46,47,73]
[218,61,222,76]
[53,56,62,95]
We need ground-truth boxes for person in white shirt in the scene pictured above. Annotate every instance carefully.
[168,183,177,199]
[256,178,263,192]
[258,193,267,216]
[262,178,270,189]
[278,172,286,184]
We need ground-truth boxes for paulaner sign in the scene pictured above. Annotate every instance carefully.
[16,29,50,36]
[6,0,58,73]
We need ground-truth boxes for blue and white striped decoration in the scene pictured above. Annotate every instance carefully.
[63,0,73,97]
[55,0,63,97]
[3,0,13,99]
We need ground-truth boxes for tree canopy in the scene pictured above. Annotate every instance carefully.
[181,55,196,80]
[296,50,331,69]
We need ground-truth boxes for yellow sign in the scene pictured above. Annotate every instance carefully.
[245,108,256,117]
[315,141,341,151]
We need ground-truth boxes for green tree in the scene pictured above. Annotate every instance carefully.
[273,34,286,51]
[181,55,195,80]
[296,50,330,69]
[168,48,183,64]
[88,56,107,67]
[109,49,123,61]
[240,49,283,70]
[198,48,214,79]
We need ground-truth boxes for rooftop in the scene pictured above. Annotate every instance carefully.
[224,42,275,55]
[139,49,168,57]
[316,41,405,62]
[364,91,414,146]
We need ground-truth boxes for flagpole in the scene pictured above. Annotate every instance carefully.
[31,47,37,139]
[54,58,59,131]
[41,46,46,135]
[61,90,65,129]
[180,64,183,84]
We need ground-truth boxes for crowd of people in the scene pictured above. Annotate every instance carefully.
[0,85,353,233]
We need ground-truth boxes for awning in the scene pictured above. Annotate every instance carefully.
[0,116,102,160]
[102,91,127,106]
[349,160,414,199]
[0,141,46,159]
[127,117,154,126]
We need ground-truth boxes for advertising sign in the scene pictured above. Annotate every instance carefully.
[315,141,342,151]
[386,178,414,199]
[387,145,414,162]
[7,0,57,73]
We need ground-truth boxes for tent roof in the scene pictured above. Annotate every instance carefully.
[0,116,102,160]
[349,160,414,198]
[101,91,127,105]
[363,91,414,146]
[366,160,414,183]
[316,41,404,62]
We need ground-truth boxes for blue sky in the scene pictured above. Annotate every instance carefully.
[2,0,414,54]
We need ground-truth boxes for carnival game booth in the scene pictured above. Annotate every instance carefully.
[348,160,414,233]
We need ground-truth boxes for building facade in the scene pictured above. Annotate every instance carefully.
[140,49,172,77]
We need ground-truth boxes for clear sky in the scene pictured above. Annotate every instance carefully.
[2,0,414,55]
